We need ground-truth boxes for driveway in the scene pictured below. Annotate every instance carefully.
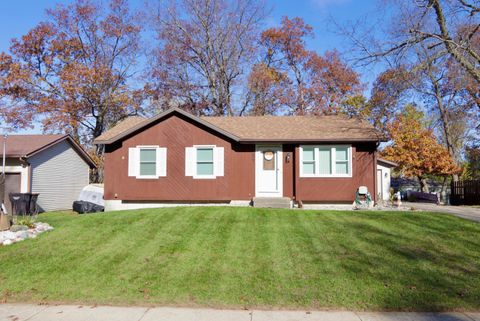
[403,202,480,223]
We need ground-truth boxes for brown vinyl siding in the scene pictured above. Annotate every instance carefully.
[104,114,255,201]
[103,113,377,203]
[282,144,295,199]
[295,143,376,202]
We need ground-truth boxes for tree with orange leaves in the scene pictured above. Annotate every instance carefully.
[247,17,362,116]
[382,105,460,192]
[0,0,143,166]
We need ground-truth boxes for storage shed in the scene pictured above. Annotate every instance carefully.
[1,135,96,212]
[376,158,398,201]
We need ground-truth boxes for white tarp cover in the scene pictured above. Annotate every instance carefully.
[78,184,104,206]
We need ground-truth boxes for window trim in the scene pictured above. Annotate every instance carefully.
[300,146,316,176]
[299,145,353,178]
[193,145,216,179]
[137,145,159,179]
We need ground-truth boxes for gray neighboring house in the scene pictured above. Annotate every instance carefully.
[1,135,96,212]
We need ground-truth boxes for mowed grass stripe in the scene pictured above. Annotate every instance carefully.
[0,207,479,310]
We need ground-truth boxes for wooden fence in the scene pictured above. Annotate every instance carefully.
[450,180,480,205]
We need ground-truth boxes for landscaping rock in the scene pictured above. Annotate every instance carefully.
[16,230,29,239]
[2,231,16,240]
[0,222,54,246]
[10,225,28,232]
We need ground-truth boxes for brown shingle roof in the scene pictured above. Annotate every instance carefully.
[202,115,380,141]
[0,134,66,157]
[94,108,382,144]
[0,134,96,168]
[378,158,398,168]
[94,116,146,143]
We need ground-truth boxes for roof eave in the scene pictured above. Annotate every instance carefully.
[0,154,24,159]
[238,138,382,143]
[377,158,398,167]
[94,108,241,145]
[26,135,97,169]
[24,135,70,158]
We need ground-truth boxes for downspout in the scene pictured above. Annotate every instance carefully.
[373,142,379,204]
[292,145,297,203]
[293,145,302,208]
[2,134,6,175]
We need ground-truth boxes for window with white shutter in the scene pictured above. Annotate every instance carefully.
[185,145,224,179]
[128,146,167,179]
[128,147,139,177]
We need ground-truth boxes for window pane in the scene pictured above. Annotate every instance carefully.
[318,148,331,174]
[197,162,214,175]
[336,161,348,174]
[140,149,156,162]
[303,162,315,174]
[336,147,348,161]
[197,148,213,162]
[302,147,315,161]
[263,153,275,170]
[140,163,156,176]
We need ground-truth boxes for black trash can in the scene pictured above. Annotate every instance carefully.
[28,193,40,215]
[9,193,40,215]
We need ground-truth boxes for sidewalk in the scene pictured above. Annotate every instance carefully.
[1,304,479,321]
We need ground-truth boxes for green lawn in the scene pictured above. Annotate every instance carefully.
[1,207,479,311]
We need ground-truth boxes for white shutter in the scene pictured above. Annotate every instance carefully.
[185,147,196,176]
[128,147,139,177]
[214,147,224,176]
[156,147,167,177]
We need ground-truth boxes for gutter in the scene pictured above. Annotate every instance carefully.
[238,138,382,144]
[96,137,383,145]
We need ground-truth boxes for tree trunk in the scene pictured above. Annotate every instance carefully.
[431,0,480,84]
[423,49,461,184]
[439,175,448,204]
[418,176,430,193]
[90,117,105,183]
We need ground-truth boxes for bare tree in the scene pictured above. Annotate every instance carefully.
[148,0,267,116]
[338,0,479,83]
[428,0,480,83]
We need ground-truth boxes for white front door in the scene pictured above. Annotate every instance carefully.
[255,145,283,197]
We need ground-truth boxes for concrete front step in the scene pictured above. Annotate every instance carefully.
[253,197,292,209]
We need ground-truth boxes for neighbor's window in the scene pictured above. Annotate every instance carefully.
[196,147,214,176]
[139,148,156,176]
[300,145,351,177]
